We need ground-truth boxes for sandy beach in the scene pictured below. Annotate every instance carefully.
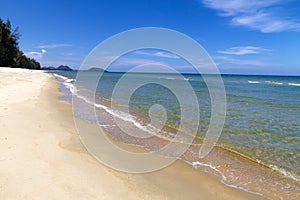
[0,67,266,200]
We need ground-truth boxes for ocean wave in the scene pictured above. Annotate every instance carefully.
[53,73,74,82]
[248,81,260,84]
[190,152,300,199]
[254,158,300,182]
[53,74,77,94]
[74,91,192,143]
[265,81,283,85]
[165,77,191,81]
[192,161,227,181]
[269,164,300,182]
[190,160,265,198]
[72,87,167,139]
[288,83,300,87]
[64,82,77,94]
[248,80,300,87]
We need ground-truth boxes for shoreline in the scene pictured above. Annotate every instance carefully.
[55,69,299,199]
[91,96,300,184]
[65,70,300,184]
[0,67,268,199]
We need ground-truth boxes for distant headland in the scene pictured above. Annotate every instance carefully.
[42,66,109,72]
[42,65,73,71]
[86,67,108,72]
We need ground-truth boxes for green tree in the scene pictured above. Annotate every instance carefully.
[16,52,41,69]
[0,18,40,69]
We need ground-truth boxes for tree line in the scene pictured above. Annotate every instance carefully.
[0,18,40,69]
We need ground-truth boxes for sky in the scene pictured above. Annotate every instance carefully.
[1,0,300,75]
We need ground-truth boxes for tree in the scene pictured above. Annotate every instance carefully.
[0,18,40,69]
[16,52,40,69]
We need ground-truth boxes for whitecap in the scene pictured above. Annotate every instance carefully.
[288,83,300,87]
[265,81,283,85]
[248,81,260,84]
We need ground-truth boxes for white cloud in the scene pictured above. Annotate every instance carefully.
[218,46,270,55]
[201,0,300,32]
[135,50,180,59]
[202,0,281,16]
[38,43,72,48]
[214,55,267,66]
[25,49,47,60]
[154,52,180,59]
[134,50,152,56]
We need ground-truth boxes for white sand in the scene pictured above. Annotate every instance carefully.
[0,68,265,200]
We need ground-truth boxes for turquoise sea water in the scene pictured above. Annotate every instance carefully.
[51,71,300,199]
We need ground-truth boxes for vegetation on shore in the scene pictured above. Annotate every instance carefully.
[0,18,40,69]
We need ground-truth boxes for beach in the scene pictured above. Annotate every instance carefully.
[0,67,267,199]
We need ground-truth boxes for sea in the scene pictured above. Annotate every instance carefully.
[50,70,300,200]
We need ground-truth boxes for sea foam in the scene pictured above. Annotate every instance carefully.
[288,83,300,87]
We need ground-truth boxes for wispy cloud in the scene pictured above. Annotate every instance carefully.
[218,46,270,55]
[134,50,180,59]
[25,49,47,60]
[201,0,300,32]
[214,55,267,66]
[154,51,180,59]
[37,43,72,48]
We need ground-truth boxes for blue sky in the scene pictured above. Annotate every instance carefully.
[1,0,300,75]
